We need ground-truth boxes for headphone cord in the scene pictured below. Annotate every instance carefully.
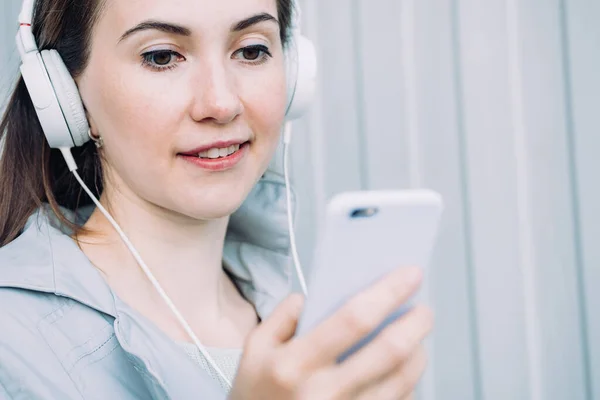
[60,147,234,389]
[59,129,309,389]
[283,122,309,297]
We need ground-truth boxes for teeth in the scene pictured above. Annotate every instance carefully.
[198,144,242,159]
[207,148,220,158]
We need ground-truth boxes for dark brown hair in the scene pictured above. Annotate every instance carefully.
[0,0,295,247]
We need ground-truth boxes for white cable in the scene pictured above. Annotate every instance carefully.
[60,148,233,389]
[282,122,309,297]
[61,123,311,387]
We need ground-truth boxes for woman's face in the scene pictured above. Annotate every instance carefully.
[78,0,287,220]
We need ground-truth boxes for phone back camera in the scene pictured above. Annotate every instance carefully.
[350,208,379,219]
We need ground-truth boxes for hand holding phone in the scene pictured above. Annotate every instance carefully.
[232,266,433,399]
[295,190,443,361]
[232,190,441,398]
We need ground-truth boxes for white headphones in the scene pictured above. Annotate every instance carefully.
[16,0,317,151]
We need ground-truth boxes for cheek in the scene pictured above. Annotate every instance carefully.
[79,65,191,192]
[86,76,200,196]
[91,68,186,148]
[242,70,288,143]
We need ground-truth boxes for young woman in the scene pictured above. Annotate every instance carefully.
[0,0,433,398]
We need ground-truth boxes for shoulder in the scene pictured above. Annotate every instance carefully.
[0,214,111,400]
[0,288,84,399]
[0,283,118,363]
[0,285,70,330]
[0,209,57,292]
[0,225,63,327]
[0,208,139,398]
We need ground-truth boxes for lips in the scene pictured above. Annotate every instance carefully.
[178,141,250,171]
[179,140,249,157]
[198,143,241,159]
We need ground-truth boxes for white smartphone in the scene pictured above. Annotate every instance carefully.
[295,190,444,361]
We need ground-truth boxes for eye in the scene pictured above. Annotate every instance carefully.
[141,50,185,71]
[233,44,272,65]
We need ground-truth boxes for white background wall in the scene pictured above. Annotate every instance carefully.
[1,1,598,399]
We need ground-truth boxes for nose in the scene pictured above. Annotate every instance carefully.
[190,61,244,124]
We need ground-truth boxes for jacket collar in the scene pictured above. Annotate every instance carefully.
[0,170,295,319]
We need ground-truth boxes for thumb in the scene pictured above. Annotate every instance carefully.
[259,293,305,345]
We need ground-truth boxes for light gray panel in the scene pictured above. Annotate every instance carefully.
[563,0,600,398]
[513,1,589,399]
[289,0,364,283]
[288,118,319,274]
[355,0,410,190]
[314,0,364,196]
[288,111,322,278]
[288,0,334,274]
[412,0,479,398]
[1,0,13,57]
[1,0,20,104]
[455,0,531,398]
[354,4,435,399]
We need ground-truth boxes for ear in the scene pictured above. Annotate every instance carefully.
[85,109,99,138]
[75,75,98,137]
[79,96,99,138]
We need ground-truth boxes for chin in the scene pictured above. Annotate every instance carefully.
[186,202,242,221]
[162,153,271,221]
[170,186,252,221]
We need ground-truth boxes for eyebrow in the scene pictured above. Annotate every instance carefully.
[119,21,191,42]
[119,13,279,43]
[232,13,278,32]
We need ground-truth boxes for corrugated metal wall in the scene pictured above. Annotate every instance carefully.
[2,1,598,399]
[291,1,599,399]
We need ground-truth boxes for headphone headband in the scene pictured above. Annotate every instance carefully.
[19,0,34,25]
[17,0,36,54]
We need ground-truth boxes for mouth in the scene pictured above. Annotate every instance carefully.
[197,143,242,159]
[178,141,250,171]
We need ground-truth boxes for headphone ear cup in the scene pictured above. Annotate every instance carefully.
[284,35,317,121]
[284,37,300,117]
[283,2,317,121]
[41,50,90,147]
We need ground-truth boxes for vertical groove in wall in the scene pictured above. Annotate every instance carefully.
[398,2,434,399]
[400,0,422,189]
[557,1,593,398]
[504,0,542,398]
[350,0,369,190]
[449,0,484,398]
[302,0,327,223]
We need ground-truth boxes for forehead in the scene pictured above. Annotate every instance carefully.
[99,0,279,35]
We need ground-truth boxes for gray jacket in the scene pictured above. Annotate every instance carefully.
[0,171,295,399]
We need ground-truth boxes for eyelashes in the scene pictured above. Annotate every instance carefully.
[232,44,272,65]
[141,44,273,72]
[141,50,184,71]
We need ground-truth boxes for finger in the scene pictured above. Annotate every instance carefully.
[354,345,428,400]
[336,305,433,391]
[293,266,423,366]
[294,367,342,400]
[253,293,305,345]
